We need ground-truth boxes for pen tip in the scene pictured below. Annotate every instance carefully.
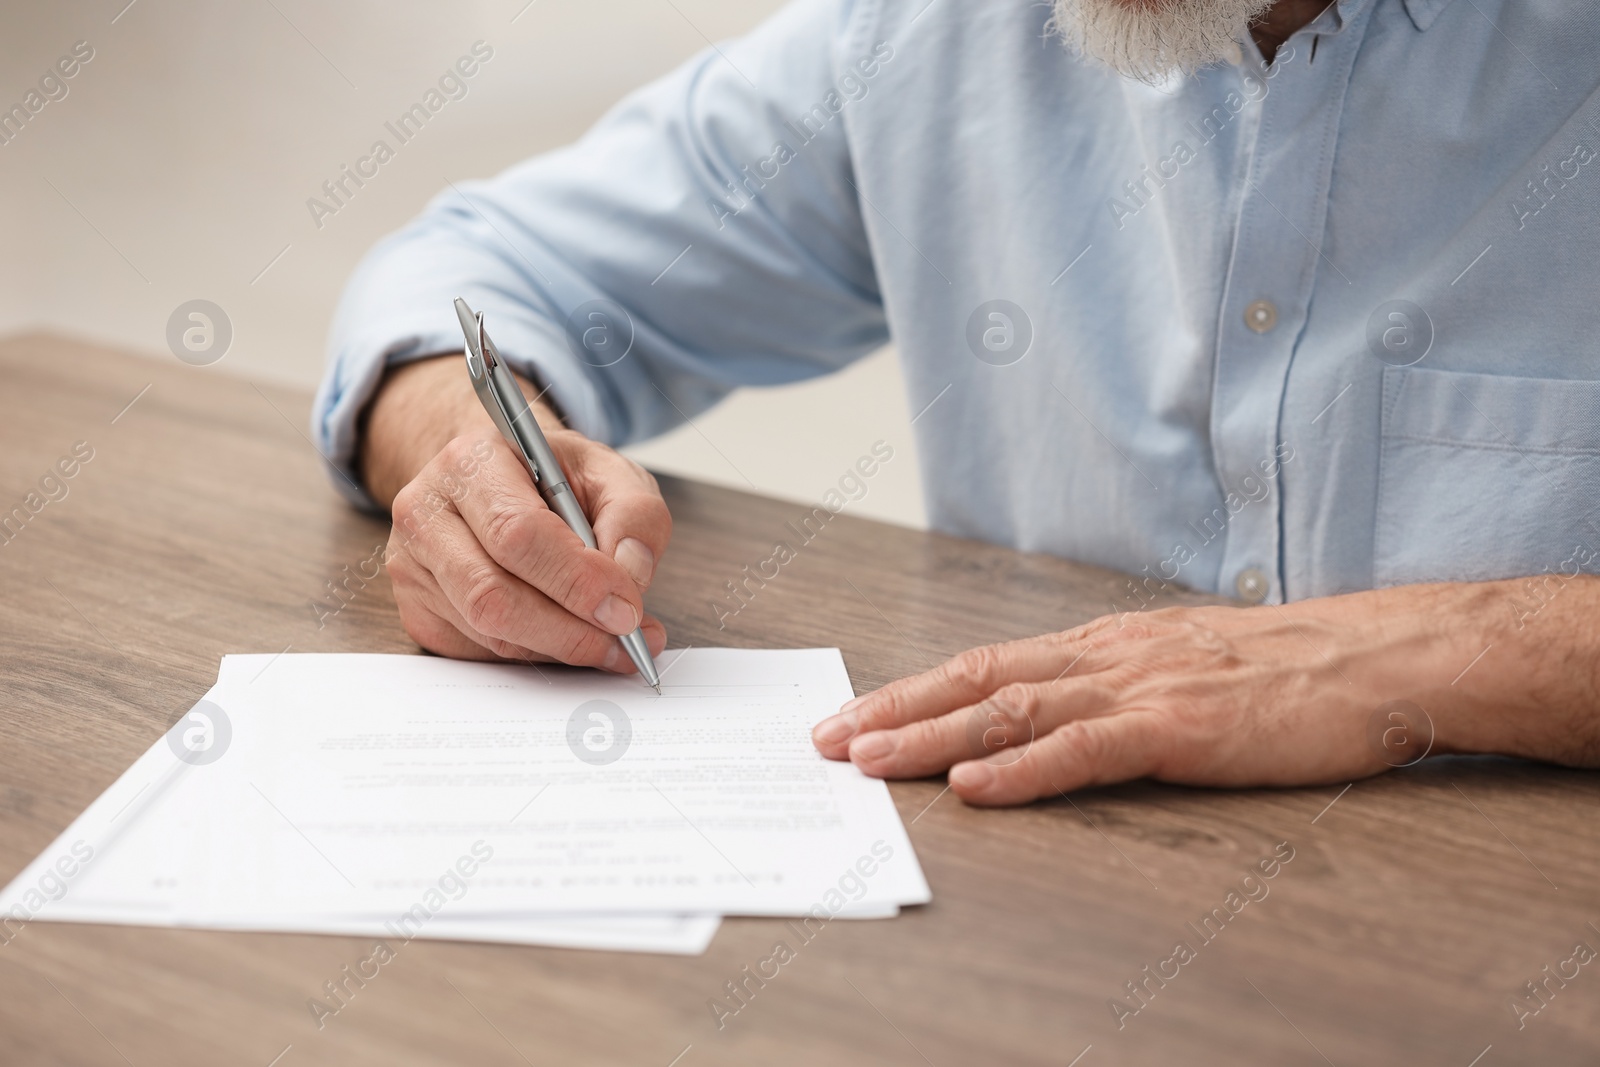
[652,682,663,695]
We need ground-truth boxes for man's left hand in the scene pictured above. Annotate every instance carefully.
[811,581,1599,806]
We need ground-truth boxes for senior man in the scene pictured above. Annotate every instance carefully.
[314,0,1600,806]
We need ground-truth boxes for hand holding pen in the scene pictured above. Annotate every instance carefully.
[455,298,662,690]
[355,302,671,680]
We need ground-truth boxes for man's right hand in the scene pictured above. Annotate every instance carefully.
[359,355,670,670]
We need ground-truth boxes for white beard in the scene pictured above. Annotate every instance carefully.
[1048,0,1277,84]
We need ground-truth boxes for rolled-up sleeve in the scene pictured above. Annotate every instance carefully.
[312,0,889,509]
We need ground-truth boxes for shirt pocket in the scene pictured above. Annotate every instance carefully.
[1373,365,1600,587]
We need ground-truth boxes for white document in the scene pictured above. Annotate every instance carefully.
[35,906,722,955]
[0,649,926,952]
[198,649,928,917]
[0,692,718,954]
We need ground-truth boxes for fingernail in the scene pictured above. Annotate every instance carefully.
[602,643,623,671]
[615,537,655,587]
[850,732,895,762]
[841,695,867,714]
[594,595,639,636]
[950,762,994,791]
[814,712,858,745]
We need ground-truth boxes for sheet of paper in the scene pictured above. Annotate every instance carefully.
[1,649,924,953]
[30,906,722,955]
[199,649,928,916]
[0,692,719,955]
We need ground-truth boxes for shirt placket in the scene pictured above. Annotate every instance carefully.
[1210,1,1374,604]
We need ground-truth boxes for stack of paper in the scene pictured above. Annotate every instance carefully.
[0,649,929,955]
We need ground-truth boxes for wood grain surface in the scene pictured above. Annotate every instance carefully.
[1,333,1596,1066]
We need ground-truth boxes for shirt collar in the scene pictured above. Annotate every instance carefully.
[1304,0,1366,37]
[1311,0,1457,35]
[1400,0,1460,30]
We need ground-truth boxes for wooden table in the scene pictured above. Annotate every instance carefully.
[1,333,1595,1066]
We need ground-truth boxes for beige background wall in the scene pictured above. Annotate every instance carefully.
[0,0,926,529]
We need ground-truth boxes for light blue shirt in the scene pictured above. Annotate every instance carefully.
[315,0,1600,606]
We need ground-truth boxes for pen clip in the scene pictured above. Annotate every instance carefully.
[455,298,538,485]
[458,302,488,377]
[474,312,498,373]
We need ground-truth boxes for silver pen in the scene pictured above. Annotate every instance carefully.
[454,297,662,692]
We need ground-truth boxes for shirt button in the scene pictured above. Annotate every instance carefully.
[1244,300,1278,333]
[1235,567,1270,603]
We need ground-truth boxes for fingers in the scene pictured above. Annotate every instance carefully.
[949,712,1171,806]
[813,623,1122,758]
[563,437,672,590]
[393,489,645,669]
[845,679,1118,779]
[391,528,667,670]
[426,436,651,639]
[388,533,521,662]
[393,591,503,662]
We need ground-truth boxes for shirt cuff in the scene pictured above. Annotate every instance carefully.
[310,309,614,512]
